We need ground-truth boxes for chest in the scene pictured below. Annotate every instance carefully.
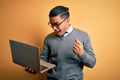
[48,37,81,61]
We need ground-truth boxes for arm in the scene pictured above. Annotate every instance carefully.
[40,37,50,62]
[73,34,96,68]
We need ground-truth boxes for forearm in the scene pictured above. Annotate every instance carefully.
[79,51,96,68]
[40,53,48,62]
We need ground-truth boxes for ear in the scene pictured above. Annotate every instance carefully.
[66,18,70,22]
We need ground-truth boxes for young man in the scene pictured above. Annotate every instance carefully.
[26,5,96,80]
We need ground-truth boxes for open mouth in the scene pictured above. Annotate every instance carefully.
[55,30,61,33]
[54,30,62,36]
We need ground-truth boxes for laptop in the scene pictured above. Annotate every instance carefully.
[9,39,55,73]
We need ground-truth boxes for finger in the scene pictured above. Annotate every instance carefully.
[75,38,80,44]
[72,47,77,53]
[74,43,80,49]
[72,43,83,55]
[73,45,78,51]
[25,67,29,71]
[72,45,80,53]
[29,68,32,71]
[75,38,83,46]
[31,69,36,74]
[72,47,79,55]
[29,68,37,74]
[73,45,81,53]
[74,39,82,48]
[74,42,83,51]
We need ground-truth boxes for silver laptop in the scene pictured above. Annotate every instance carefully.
[9,39,55,73]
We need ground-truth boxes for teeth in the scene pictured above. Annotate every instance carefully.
[55,30,60,33]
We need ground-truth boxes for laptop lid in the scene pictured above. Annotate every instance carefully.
[9,39,55,73]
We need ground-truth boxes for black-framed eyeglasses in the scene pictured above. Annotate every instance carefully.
[48,18,67,28]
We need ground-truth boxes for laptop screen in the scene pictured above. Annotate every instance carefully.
[9,39,40,72]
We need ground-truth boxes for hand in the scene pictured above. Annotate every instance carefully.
[72,38,83,56]
[25,67,37,74]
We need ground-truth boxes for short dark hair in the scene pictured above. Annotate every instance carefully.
[49,5,70,18]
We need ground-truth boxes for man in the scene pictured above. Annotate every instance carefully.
[25,5,96,80]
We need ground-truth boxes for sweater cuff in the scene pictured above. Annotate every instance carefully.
[78,50,87,60]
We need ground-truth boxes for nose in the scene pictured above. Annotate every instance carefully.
[52,26,58,30]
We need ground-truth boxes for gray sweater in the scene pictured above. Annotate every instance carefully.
[40,28,96,80]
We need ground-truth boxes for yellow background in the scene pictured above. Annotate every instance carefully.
[0,0,120,80]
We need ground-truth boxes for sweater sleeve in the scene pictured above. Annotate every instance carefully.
[79,33,96,68]
[40,37,50,62]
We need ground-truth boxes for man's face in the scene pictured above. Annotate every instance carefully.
[49,15,70,36]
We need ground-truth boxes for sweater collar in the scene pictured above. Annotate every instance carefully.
[61,25,73,37]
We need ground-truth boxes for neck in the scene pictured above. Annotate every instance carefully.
[65,24,70,31]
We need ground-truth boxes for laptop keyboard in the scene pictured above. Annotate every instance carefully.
[40,65,48,71]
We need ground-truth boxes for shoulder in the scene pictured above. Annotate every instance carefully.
[73,28,89,37]
[44,32,57,40]
[73,28,91,43]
